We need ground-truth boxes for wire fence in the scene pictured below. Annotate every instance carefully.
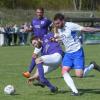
[0,9,100,25]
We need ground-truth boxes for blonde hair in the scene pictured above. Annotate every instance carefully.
[51,24,58,35]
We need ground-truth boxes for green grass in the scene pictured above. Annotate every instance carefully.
[0,45,100,100]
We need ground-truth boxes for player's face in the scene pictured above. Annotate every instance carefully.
[54,19,64,29]
[36,9,44,19]
[32,39,42,48]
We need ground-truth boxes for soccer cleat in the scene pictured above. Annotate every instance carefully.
[71,92,80,96]
[51,87,58,93]
[90,61,100,72]
[33,81,45,88]
[23,72,30,78]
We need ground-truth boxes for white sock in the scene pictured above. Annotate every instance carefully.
[63,72,78,93]
[83,64,94,77]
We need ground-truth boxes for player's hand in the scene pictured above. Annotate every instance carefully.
[27,77,34,85]
[32,53,38,58]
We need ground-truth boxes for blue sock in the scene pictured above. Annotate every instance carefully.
[37,63,56,91]
[28,57,36,73]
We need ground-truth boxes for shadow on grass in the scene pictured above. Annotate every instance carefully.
[47,75,95,80]
[34,89,69,96]
[44,89,69,95]
[34,88,100,96]
[9,93,20,96]
[79,88,100,95]
[47,88,100,96]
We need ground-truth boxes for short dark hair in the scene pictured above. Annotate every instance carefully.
[54,13,65,21]
[35,7,44,12]
[30,36,40,43]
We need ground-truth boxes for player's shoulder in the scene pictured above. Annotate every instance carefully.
[65,22,78,29]
[43,17,51,21]
[32,17,38,22]
[31,18,38,25]
[65,22,74,26]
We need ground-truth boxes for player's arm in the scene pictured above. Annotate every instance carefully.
[81,27,100,33]
[68,22,100,33]
[31,38,42,58]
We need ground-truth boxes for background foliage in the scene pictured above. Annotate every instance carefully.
[0,0,100,10]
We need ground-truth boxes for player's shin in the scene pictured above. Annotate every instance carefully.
[62,71,78,94]
[37,63,56,91]
[83,64,94,77]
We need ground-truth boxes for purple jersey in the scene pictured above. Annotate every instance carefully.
[31,17,52,39]
[41,33,63,55]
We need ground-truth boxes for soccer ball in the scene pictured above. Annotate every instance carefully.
[4,85,15,95]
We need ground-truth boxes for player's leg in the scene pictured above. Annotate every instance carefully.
[62,53,79,96]
[73,48,100,77]
[43,65,58,74]
[40,53,62,76]
[73,47,84,78]
[74,58,84,77]
[41,53,62,66]
[28,53,62,89]
[28,68,46,88]
[35,57,58,92]
[83,61,100,77]
[28,64,58,86]
[75,61,100,77]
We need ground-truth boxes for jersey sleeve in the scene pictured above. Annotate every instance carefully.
[67,22,84,31]
[33,47,42,54]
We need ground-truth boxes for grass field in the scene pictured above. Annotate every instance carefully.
[0,45,100,100]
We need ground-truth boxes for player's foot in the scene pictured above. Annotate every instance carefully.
[51,87,58,93]
[33,81,45,88]
[90,61,100,72]
[23,72,30,78]
[71,92,80,96]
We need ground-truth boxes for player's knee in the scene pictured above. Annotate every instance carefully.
[35,58,42,64]
[62,67,70,75]
[75,72,83,78]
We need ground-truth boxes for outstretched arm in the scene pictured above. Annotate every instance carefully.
[81,27,100,33]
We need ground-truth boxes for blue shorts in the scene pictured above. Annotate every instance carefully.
[62,48,85,69]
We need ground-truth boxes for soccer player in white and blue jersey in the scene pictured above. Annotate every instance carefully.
[53,13,100,96]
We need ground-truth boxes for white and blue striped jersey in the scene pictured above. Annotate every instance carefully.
[58,22,84,53]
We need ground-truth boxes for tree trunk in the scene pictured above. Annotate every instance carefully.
[79,0,82,10]
[73,0,77,10]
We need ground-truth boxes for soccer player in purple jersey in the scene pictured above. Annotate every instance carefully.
[23,32,63,92]
[31,7,52,39]
[23,7,52,77]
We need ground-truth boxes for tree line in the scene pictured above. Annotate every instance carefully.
[0,0,100,10]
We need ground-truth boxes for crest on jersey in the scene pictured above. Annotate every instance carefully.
[41,21,45,24]
[44,39,48,43]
